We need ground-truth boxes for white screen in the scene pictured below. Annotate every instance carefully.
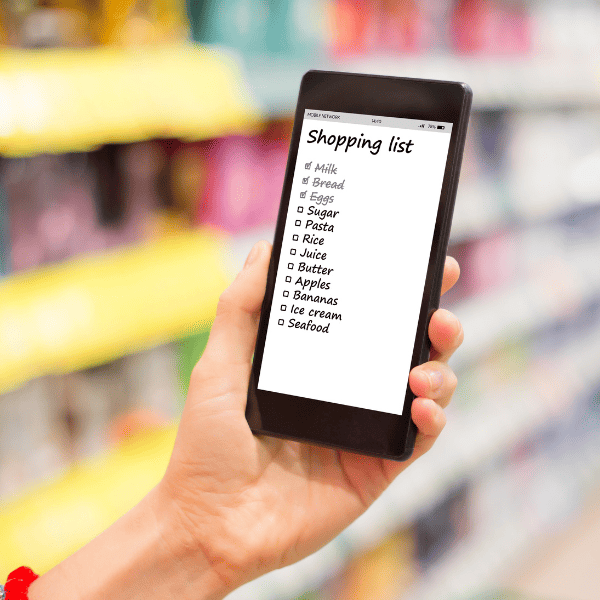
[257,109,452,415]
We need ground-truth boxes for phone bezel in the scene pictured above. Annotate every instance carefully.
[246,70,472,461]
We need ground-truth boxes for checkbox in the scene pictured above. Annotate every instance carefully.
[295,220,301,226]
[288,263,294,270]
[305,162,311,169]
[280,304,287,311]
[283,290,289,297]
[290,248,296,255]
[285,276,291,283]
[278,319,284,326]
[292,234,298,241]
[302,177,309,184]
[297,206,303,213]
[300,191,307,198]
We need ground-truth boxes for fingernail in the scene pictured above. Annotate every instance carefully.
[244,243,260,268]
[427,370,443,392]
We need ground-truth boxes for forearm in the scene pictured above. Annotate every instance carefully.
[28,485,229,600]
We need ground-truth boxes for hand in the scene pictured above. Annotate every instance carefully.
[157,240,464,594]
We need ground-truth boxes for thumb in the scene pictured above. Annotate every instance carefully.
[198,240,272,374]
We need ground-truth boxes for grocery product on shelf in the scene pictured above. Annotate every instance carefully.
[189,0,324,58]
[91,0,189,46]
[450,0,531,55]
[0,179,9,277]
[198,122,291,233]
[0,0,190,48]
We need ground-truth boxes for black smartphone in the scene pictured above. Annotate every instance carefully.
[246,70,472,461]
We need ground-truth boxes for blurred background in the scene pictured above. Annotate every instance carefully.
[0,1,600,599]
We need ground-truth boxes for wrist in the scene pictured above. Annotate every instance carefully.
[157,475,273,592]
[28,485,230,600]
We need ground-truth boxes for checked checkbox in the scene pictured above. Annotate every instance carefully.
[302,177,309,184]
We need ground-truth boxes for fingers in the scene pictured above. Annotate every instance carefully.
[441,256,460,296]
[428,308,463,362]
[200,241,272,371]
[394,259,459,464]
[410,398,447,457]
[409,361,457,409]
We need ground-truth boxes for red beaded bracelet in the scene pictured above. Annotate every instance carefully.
[1,567,39,600]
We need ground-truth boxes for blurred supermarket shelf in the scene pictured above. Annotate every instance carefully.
[246,55,600,115]
[225,312,600,600]
[0,44,261,157]
[404,445,600,600]
[404,336,600,600]
[451,230,600,372]
[0,230,228,394]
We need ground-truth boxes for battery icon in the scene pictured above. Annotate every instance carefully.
[437,125,445,130]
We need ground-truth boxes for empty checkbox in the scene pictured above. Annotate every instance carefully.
[297,206,303,213]
[281,304,287,311]
[288,263,294,269]
[292,234,299,241]
[278,319,284,326]
[290,248,296,255]
[285,276,291,282]
[295,220,301,226]
[283,290,289,297]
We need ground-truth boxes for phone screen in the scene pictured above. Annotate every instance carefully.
[257,109,452,416]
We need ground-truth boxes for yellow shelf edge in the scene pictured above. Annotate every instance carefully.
[0,229,229,394]
[0,43,263,156]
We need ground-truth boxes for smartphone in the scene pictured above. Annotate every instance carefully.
[246,70,472,461]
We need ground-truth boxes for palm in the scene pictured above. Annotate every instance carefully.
[168,386,409,574]
[254,435,404,565]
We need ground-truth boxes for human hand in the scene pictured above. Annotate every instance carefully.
[157,240,463,594]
